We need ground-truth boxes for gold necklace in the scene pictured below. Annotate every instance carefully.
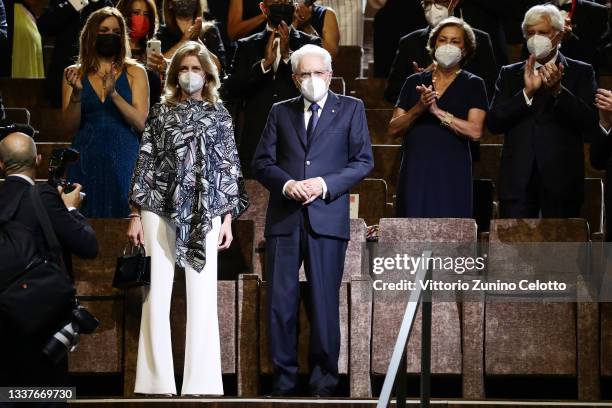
[432,67,461,84]
[432,67,461,94]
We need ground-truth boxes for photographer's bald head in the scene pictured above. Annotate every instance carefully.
[0,132,41,179]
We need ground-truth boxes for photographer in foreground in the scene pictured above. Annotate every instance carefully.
[0,132,98,394]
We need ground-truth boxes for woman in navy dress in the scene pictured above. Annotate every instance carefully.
[389,17,488,218]
[62,7,149,217]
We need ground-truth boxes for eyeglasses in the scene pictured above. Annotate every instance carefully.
[296,71,330,80]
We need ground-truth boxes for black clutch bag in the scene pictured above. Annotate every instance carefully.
[113,245,151,289]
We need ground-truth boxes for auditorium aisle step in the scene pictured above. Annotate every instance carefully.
[68,398,612,407]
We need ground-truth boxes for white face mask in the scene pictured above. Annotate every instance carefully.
[300,76,328,102]
[527,34,554,60]
[178,71,205,95]
[424,3,449,27]
[435,44,462,68]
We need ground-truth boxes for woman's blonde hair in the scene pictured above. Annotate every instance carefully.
[77,7,137,75]
[163,41,220,105]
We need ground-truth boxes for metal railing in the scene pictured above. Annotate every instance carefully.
[377,250,433,408]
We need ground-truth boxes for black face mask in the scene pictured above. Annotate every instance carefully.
[172,0,198,18]
[95,34,122,58]
[267,4,295,27]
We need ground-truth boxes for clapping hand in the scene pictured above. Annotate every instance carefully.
[563,16,573,38]
[596,88,612,128]
[412,61,435,74]
[262,31,279,71]
[64,66,83,92]
[181,17,202,42]
[416,84,437,112]
[524,55,543,98]
[278,20,292,59]
[540,61,564,95]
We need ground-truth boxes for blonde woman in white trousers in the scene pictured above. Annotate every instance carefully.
[127,41,248,396]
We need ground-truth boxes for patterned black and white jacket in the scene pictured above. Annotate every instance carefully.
[130,98,249,272]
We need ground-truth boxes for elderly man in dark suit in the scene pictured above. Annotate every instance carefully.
[0,132,98,399]
[488,4,598,218]
[226,0,320,176]
[520,0,611,73]
[253,44,373,397]
[384,0,498,105]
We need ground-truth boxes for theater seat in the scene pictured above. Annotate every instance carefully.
[242,179,269,279]
[473,144,501,201]
[71,219,128,376]
[370,144,401,201]
[330,77,346,95]
[351,178,388,226]
[366,108,395,144]
[582,178,605,241]
[486,219,599,400]
[348,78,393,109]
[371,218,483,398]
[334,46,363,84]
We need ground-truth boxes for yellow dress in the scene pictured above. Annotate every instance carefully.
[12,3,44,78]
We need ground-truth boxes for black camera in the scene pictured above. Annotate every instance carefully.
[42,300,99,364]
[48,147,80,189]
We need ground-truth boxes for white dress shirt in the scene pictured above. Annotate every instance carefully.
[523,51,560,107]
[521,52,611,134]
[10,173,35,185]
[282,93,329,200]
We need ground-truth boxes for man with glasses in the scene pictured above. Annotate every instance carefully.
[253,44,373,397]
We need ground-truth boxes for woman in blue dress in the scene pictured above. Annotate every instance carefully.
[62,7,149,217]
[388,17,488,218]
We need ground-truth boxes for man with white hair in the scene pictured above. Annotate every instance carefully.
[253,44,373,397]
[488,4,598,218]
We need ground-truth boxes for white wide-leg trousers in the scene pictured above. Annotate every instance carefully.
[134,210,223,396]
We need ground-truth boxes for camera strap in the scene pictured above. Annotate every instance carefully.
[0,187,27,223]
[29,185,62,262]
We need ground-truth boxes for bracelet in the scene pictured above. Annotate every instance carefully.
[441,111,454,127]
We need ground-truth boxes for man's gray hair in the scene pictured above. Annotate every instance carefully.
[290,44,333,73]
[522,4,564,38]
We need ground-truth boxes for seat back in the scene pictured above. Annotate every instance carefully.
[371,218,477,375]
[485,219,589,377]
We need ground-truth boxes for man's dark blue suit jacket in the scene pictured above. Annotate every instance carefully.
[252,91,374,240]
